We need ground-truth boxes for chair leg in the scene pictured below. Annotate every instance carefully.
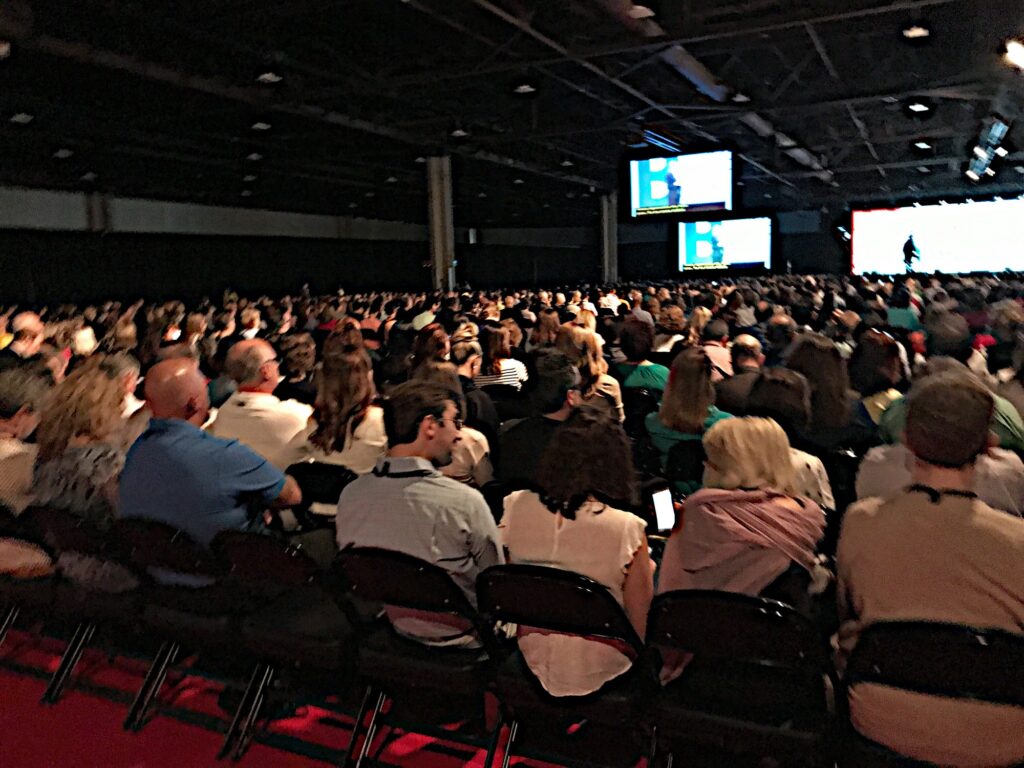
[339,685,374,768]
[354,691,386,768]
[231,663,275,762]
[217,663,274,765]
[124,641,179,731]
[42,622,96,704]
[0,605,19,650]
[481,717,506,768]
[500,720,518,768]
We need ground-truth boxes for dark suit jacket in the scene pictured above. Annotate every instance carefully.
[713,368,761,416]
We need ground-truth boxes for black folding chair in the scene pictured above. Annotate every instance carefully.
[664,440,707,490]
[819,447,864,556]
[285,460,358,529]
[480,383,528,423]
[622,387,661,440]
[0,507,56,651]
[115,519,255,734]
[333,547,505,768]
[647,590,833,767]
[477,564,658,768]
[841,621,1024,767]
[27,507,143,705]
[212,531,357,762]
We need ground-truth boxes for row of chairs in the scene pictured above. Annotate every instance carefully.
[1,507,1022,767]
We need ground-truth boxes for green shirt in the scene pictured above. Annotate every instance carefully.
[617,362,669,392]
[879,393,1024,453]
[645,406,733,493]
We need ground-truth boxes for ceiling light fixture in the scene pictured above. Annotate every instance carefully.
[0,41,11,60]
[256,72,282,84]
[560,159,574,167]
[1005,39,1024,70]
[243,174,257,182]
[348,202,358,209]
[985,167,996,177]
[478,192,487,198]
[241,190,253,197]
[9,112,33,124]
[80,171,97,182]
[513,178,524,185]
[386,176,398,183]
[965,169,981,181]
[914,140,932,150]
[973,145,988,160]
[901,22,931,40]
[251,121,272,131]
[53,148,73,159]
[628,5,655,19]
[907,102,930,113]
[513,83,536,95]
[917,166,931,173]
[995,146,1010,158]
[450,127,470,138]
[364,191,375,198]
[246,152,263,161]
[414,156,426,163]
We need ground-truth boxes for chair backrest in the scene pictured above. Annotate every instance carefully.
[647,590,828,671]
[622,387,660,438]
[477,564,645,658]
[665,440,707,487]
[479,384,521,402]
[21,506,122,561]
[212,530,321,590]
[845,621,1024,707]
[115,518,225,580]
[286,461,358,507]
[334,546,495,648]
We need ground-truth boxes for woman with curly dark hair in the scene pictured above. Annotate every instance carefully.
[499,410,653,697]
[273,332,318,406]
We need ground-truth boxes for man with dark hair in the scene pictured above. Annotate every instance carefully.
[837,373,1024,765]
[336,380,502,645]
[714,334,764,415]
[701,318,733,381]
[497,350,581,485]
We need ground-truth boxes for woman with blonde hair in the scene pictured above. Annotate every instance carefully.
[686,306,712,347]
[658,417,828,608]
[645,347,731,475]
[555,324,623,421]
[34,355,129,524]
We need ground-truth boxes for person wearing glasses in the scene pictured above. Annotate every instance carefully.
[209,338,312,469]
[336,380,502,646]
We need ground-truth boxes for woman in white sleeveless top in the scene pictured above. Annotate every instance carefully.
[499,410,653,697]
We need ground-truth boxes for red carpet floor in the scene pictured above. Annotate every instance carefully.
[0,631,550,768]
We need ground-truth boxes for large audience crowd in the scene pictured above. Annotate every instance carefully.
[1,273,1023,765]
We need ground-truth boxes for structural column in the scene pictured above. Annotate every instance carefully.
[600,191,619,283]
[427,156,456,291]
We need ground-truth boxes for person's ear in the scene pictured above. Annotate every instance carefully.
[985,430,999,454]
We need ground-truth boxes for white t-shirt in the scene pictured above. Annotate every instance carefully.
[291,405,388,477]
[210,390,312,469]
[474,358,529,391]
[499,490,646,697]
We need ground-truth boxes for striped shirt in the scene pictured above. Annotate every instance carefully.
[474,358,529,391]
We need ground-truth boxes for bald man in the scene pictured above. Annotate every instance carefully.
[714,334,765,416]
[120,358,301,550]
[209,339,312,469]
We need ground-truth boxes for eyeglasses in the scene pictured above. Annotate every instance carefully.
[434,415,463,431]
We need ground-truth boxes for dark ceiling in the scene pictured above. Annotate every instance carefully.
[0,0,1022,227]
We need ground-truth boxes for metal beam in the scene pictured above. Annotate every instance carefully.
[0,29,604,190]
[805,23,840,82]
[388,0,963,86]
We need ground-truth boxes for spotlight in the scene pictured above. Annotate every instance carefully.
[914,140,933,150]
[985,167,996,177]
[966,169,981,181]
[974,146,988,160]
[995,146,1010,158]
[901,21,931,40]
[256,72,282,84]
[560,159,574,167]
[907,101,931,113]
[450,127,470,138]
[251,121,272,131]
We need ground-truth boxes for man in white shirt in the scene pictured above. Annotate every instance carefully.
[210,339,312,469]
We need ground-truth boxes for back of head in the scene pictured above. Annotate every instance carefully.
[702,318,730,344]
[785,333,850,429]
[661,347,715,433]
[905,372,993,468]
[224,339,276,386]
[534,409,635,517]
[480,325,511,374]
[702,417,797,494]
[656,305,685,334]
[731,334,763,369]
[37,355,126,461]
[924,309,973,363]
[848,329,901,396]
[450,338,482,367]
[144,357,209,422]
[532,349,581,415]
[382,379,464,447]
[746,368,811,438]
[279,333,316,378]
[0,366,51,420]
[312,337,374,453]
[619,317,654,363]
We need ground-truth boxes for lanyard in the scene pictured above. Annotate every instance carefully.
[908,484,977,504]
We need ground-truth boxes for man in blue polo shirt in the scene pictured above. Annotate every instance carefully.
[120,358,301,546]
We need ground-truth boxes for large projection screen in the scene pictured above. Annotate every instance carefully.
[852,199,1024,274]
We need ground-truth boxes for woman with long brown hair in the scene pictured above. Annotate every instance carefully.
[555,324,623,421]
[474,324,528,390]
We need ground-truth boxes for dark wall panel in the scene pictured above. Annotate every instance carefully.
[458,244,600,288]
[0,231,430,304]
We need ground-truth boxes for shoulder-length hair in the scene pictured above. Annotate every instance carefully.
[311,330,376,454]
[555,325,607,398]
[686,306,712,346]
[480,325,512,375]
[702,417,798,495]
[534,410,635,519]
[36,355,126,462]
[410,323,449,370]
[659,347,715,433]
[785,333,851,429]
[530,309,561,347]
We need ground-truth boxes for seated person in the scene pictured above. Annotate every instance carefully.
[713,334,763,416]
[848,329,903,426]
[659,417,828,610]
[700,319,733,382]
[120,359,301,548]
[614,318,669,391]
[645,348,731,491]
[272,332,318,406]
[837,372,1024,766]
[335,380,502,646]
[498,350,581,486]
[210,338,312,468]
[555,324,624,421]
[0,367,50,514]
[500,410,653,697]
[474,325,528,391]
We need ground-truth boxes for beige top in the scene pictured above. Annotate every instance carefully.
[440,426,493,488]
[291,405,388,476]
[0,438,36,513]
[499,490,646,697]
[837,491,1024,766]
[210,390,312,469]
